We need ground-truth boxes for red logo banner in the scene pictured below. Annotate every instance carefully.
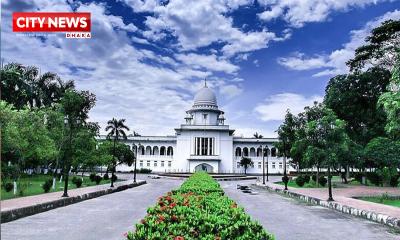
[13,12,91,32]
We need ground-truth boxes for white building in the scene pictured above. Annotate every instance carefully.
[115,84,293,174]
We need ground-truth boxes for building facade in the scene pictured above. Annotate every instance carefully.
[115,84,293,174]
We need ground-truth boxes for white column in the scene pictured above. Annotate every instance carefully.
[194,137,197,155]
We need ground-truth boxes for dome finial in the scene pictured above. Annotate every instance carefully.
[204,78,207,88]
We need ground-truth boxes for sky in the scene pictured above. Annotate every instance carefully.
[1,0,399,137]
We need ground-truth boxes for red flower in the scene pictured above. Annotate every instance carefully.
[171,215,178,222]
[165,196,172,202]
[140,219,147,225]
[169,202,177,208]
[231,203,237,208]
[174,236,184,240]
[158,214,165,222]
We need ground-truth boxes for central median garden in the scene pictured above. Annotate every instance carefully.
[126,172,274,240]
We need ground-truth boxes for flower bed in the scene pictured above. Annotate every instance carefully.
[127,172,274,240]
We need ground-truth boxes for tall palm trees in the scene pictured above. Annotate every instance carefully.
[105,118,130,187]
[0,62,75,109]
[253,132,263,138]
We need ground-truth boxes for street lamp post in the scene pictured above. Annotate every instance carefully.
[260,145,265,185]
[132,143,141,183]
[266,147,269,182]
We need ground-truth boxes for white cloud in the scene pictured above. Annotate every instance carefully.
[277,53,328,70]
[277,10,400,76]
[254,93,323,121]
[1,1,243,136]
[258,5,283,21]
[123,0,279,57]
[219,84,243,99]
[175,53,239,74]
[258,0,390,27]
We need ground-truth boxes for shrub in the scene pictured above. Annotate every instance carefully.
[127,172,274,240]
[390,174,399,187]
[312,175,317,182]
[72,177,83,188]
[94,175,102,185]
[4,182,13,192]
[139,168,152,173]
[103,173,109,180]
[354,173,363,183]
[303,175,311,183]
[295,176,305,187]
[89,173,96,182]
[318,176,327,187]
[111,174,118,182]
[366,172,381,186]
[42,179,52,193]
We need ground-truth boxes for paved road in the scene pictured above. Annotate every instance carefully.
[2,176,399,240]
[220,180,400,240]
[1,177,182,240]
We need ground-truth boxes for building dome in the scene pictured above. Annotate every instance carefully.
[193,86,217,107]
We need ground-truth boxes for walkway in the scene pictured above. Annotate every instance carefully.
[1,179,142,212]
[221,180,400,240]
[263,176,400,218]
[1,177,183,240]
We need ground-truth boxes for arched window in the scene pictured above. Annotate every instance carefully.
[250,147,256,157]
[160,146,166,155]
[235,147,242,157]
[264,148,270,157]
[271,148,277,157]
[153,146,159,155]
[138,146,144,155]
[257,147,262,157]
[167,146,173,156]
[243,147,249,157]
[145,146,152,155]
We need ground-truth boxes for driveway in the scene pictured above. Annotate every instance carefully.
[220,180,400,240]
[1,177,182,240]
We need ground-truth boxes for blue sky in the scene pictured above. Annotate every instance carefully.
[2,0,399,137]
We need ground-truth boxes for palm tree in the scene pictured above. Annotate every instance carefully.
[253,132,263,138]
[105,118,130,187]
[240,157,253,175]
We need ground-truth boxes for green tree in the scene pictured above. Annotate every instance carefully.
[0,101,57,194]
[105,118,130,187]
[60,90,96,197]
[365,137,400,186]
[304,107,348,201]
[347,20,400,72]
[0,62,75,109]
[324,67,390,146]
[378,51,400,139]
[239,157,253,175]
[276,110,297,190]
[98,141,134,175]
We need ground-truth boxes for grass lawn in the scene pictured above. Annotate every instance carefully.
[358,196,400,208]
[1,174,112,200]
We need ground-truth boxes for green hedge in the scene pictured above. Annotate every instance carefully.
[127,172,274,240]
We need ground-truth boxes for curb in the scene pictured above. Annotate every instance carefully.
[252,183,400,230]
[1,180,146,223]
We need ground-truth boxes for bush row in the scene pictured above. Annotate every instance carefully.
[127,172,274,240]
[295,175,327,187]
[353,172,399,187]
